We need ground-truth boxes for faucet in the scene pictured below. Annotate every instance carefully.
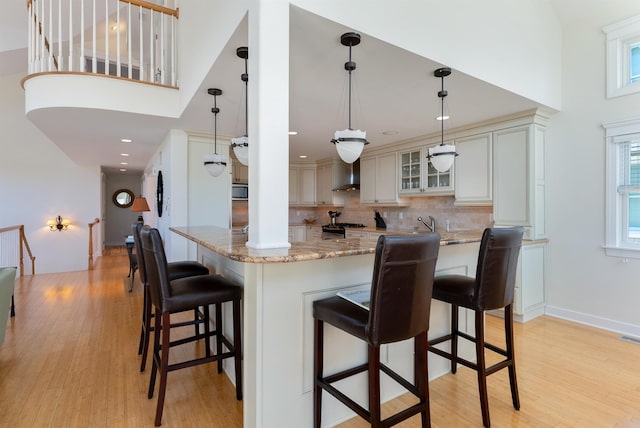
[417,216,435,232]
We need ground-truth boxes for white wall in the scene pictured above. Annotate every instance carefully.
[0,73,102,274]
[103,174,142,246]
[546,4,640,334]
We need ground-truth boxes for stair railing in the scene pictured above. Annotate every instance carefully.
[27,0,178,86]
[88,217,100,270]
[0,225,36,277]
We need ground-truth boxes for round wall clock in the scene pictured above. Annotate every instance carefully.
[156,170,164,217]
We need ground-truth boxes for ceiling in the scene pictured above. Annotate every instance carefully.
[1,2,580,175]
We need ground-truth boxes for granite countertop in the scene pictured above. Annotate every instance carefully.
[170,225,484,264]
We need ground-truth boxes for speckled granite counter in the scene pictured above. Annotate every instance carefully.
[170,225,484,264]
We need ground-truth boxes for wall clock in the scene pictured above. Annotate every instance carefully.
[156,170,163,217]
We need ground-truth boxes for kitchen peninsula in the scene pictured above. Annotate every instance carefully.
[169,226,506,428]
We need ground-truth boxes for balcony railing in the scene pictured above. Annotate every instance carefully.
[27,0,178,86]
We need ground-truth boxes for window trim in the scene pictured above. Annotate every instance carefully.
[603,117,640,258]
[603,14,640,99]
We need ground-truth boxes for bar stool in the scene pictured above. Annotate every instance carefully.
[133,223,211,372]
[313,233,441,428]
[428,227,523,427]
[140,226,243,426]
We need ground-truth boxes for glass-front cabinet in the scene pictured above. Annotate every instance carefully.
[399,143,454,196]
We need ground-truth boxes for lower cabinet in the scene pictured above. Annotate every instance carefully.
[306,226,323,241]
[489,241,546,323]
[288,226,307,243]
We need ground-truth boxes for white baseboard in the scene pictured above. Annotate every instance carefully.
[544,305,640,338]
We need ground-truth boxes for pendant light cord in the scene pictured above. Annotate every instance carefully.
[242,57,248,137]
[348,44,353,130]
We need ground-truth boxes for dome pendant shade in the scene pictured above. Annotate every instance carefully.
[204,153,227,177]
[231,136,249,166]
[427,144,457,172]
[332,129,367,164]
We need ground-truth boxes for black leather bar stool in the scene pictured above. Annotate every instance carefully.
[313,233,441,428]
[140,226,242,426]
[133,223,210,372]
[428,227,523,427]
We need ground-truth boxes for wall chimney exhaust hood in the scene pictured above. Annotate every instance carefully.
[333,158,360,191]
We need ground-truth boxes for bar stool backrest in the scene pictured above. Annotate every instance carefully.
[367,233,441,346]
[473,227,524,311]
[133,223,148,286]
[140,226,173,312]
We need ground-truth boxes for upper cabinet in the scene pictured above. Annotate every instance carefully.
[399,143,454,196]
[493,124,546,240]
[290,164,316,206]
[454,133,492,206]
[232,162,248,184]
[316,159,349,206]
[361,152,405,205]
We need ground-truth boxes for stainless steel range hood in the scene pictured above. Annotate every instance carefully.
[333,158,360,191]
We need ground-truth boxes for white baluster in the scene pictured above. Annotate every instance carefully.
[127,2,132,79]
[139,4,143,82]
[171,16,176,86]
[92,0,96,73]
[116,1,120,77]
[68,0,72,71]
[104,0,109,76]
[47,0,52,71]
[149,9,154,83]
[159,12,164,85]
[80,0,85,72]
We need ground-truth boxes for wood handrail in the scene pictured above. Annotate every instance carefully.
[121,0,179,18]
[0,224,36,276]
[88,218,100,270]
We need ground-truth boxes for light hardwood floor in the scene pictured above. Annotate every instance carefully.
[0,248,639,427]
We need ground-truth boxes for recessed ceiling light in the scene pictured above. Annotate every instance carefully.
[382,130,398,136]
[436,115,450,121]
[112,24,118,30]
[119,168,127,172]
[121,138,132,143]
[298,155,308,159]
[288,131,298,136]
[120,162,128,165]
[120,153,129,156]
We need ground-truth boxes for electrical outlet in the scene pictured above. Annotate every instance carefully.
[399,212,404,220]
[383,211,387,218]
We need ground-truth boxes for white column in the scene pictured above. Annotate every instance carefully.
[245,0,290,250]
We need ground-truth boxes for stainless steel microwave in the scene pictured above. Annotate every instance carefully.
[232,183,248,200]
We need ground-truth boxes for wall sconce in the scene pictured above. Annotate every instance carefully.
[48,215,70,232]
[131,196,150,224]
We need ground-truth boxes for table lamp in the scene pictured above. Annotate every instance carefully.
[131,196,150,224]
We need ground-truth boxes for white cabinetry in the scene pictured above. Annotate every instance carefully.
[398,144,453,196]
[289,164,316,206]
[454,133,492,206]
[361,152,405,205]
[232,162,248,184]
[493,124,546,239]
[490,242,546,322]
[316,159,349,206]
[288,226,307,243]
[306,226,323,241]
[345,230,387,239]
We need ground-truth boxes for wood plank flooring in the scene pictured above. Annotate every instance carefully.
[0,247,639,427]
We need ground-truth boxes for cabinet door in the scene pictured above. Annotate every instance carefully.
[299,167,316,206]
[493,127,529,226]
[454,133,492,205]
[360,157,377,204]
[316,165,331,205]
[399,150,422,194]
[345,230,369,238]
[375,152,399,203]
[289,168,299,205]
[424,143,454,194]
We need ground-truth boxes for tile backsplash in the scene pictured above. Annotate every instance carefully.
[235,192,493,232]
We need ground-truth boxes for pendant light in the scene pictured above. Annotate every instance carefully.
[331,32,369,164]
[204,88,227,177]
[427,67,458,172]
[231,46,249,166]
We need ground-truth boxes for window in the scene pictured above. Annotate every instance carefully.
[603,15,640,98]
[604,118,640,258]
